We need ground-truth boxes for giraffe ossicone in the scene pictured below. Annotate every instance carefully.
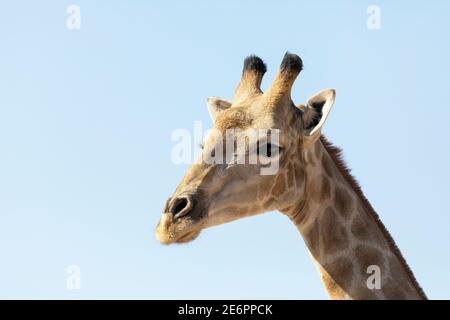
[156,53,426,300]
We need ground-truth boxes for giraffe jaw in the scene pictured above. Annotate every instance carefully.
[157,228,201,245]
[174,229,201,243]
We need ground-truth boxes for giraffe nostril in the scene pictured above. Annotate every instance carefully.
[169,197,193,219]
[173,198,188,215]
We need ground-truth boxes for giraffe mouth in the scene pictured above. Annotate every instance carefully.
[155,210,206,245]
[172,216,206,244]
[175,229,201,243]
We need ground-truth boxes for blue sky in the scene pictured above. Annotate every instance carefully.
[0,1,449,299]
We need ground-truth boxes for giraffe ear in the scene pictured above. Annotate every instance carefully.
[301,89,336,136]
[207,97,232,122]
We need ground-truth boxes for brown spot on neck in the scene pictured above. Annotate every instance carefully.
[353,245,385,275]
[322,152,335,178]
[334,186,354,220]
[320,207,349,254]
[319,135,427,299]
[271,173,286,197]
[350,216,371,241]
[321,258,353,299]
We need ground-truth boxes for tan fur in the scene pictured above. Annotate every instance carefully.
[319,136,426,299]
[156,54,426,300]
[334,186,354,219]
[215,107,253,132]
[234,62,265,103]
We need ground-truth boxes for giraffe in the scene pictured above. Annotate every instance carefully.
[155,53,427,300]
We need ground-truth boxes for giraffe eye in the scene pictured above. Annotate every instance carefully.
[266,143,273,157]
[257,142,280,158]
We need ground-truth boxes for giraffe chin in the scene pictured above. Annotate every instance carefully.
[156,228,201,245]
[155,213,203,245]
[175,229,201,243]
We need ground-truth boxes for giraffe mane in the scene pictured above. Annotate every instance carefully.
[320,135,427,300]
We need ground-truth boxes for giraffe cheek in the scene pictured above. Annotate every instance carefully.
[293,164,306,189]
[271,173,287,198]
[256,175,275,200]
[287,163,295,188]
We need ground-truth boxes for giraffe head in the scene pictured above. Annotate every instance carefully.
[156,53,336,244]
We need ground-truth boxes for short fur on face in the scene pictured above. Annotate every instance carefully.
[155,53,426,300]
[156,53,327,244]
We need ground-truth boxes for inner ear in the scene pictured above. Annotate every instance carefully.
[207,97,232,122]
[301,89,336,136]
[303,100,325,130]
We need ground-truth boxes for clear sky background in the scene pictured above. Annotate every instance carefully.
[0,1,449,299]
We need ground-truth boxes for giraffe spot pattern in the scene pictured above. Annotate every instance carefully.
[320,176,331,201]
[320,207,349,253]
[314,141,321,159]
[334,187,354,219]
[263,196,276,208]
[309,175,331,203]
[304,219,321,257]
[271,173,286,197]
[294,164,305,189]
[322,154,335,178]
[350,216,371,241]
[258,176,274,199]
[287,162,295,188]
[321,269,348,299]
[323,257,353,293]
[387,257,419,298]
[354,245,385,275]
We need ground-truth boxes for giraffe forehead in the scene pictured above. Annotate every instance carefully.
[215,106,278,131]
[215,107,253,131]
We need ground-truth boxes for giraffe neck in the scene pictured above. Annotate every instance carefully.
[281,136,426,300]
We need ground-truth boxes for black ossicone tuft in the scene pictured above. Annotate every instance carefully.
[243,55,267,74]
[280,52,303,73]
